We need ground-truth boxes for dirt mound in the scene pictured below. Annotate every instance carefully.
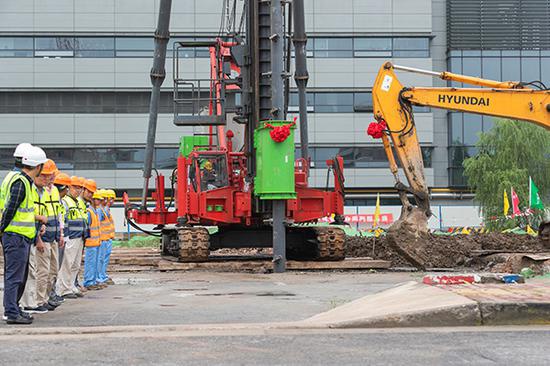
[345,233,546,269]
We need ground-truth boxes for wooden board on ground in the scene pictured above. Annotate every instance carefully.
[154,257,391,272]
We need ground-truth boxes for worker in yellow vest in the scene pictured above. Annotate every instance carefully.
[0,144,47,325]
[56,176,86,299]
[20,159,62,314]
[50,172,71,303]
[83,189,103,290]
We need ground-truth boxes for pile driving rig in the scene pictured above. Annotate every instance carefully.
[124,0,346,272]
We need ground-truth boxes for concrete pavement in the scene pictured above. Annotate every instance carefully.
[0,326,549,365]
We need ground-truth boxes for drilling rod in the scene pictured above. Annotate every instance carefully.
[291,0,310,162]
[141,0,172,209]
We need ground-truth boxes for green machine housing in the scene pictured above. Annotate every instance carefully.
[180,135,209,157]
[253,121,296,200]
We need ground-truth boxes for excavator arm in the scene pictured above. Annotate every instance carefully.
[371,61,550,267]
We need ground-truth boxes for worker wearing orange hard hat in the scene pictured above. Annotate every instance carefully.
[56,176,87,299]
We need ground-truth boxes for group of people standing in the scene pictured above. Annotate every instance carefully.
[1,143,116,324]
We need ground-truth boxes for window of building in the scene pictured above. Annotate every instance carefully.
[35,37,74,57]
[75,37,115,58]
[353,38,392,57]
[314,93,354,113]
[307,146,433,169]
[353,92,373,112]
[0,35,430,59]
[313,38,353,58]
[0,37,33,57]
[393,37,430,58]
[115,37,154,57]
[0,91,174,114]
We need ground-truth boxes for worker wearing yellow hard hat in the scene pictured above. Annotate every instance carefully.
[83,187,104,290]
[97,189,115,286]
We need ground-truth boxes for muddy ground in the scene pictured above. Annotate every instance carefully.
[345,233,549,272]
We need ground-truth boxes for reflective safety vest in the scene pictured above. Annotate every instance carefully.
[34,186,62,243]
[0,171,19,218]
[85,207,100,247]
[63,195,85,239]
[105,207,115,239]
[0,171,36,240]
[99,206,110,242]
[77,197,88,232]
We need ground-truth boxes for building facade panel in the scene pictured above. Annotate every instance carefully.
[0,0,450,196]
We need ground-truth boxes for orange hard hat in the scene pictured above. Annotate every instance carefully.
[41,159,57,175]
[83,179,97,193]
[70,176,84,187]
[54,172,72,186]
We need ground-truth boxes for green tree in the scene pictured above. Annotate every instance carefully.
[463,119,550,229]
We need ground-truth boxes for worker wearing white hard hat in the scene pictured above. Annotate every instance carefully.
[13,143,33,158]
[0,144,47,324]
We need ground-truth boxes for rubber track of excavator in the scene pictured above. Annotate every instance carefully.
[312,226,346,261]
[177,227,210,262]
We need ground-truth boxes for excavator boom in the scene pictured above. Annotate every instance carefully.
[371,61,550,268]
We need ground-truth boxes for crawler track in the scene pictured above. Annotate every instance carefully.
[177,227,210,262]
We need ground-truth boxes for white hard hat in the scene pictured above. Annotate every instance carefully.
[21,146,47,167]
[13,143,33,158]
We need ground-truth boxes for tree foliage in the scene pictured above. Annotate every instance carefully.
[463,119,550,227]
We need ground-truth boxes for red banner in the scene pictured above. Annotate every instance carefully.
[321,213,394,224]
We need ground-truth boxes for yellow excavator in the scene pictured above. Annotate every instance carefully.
[370,61,550,268]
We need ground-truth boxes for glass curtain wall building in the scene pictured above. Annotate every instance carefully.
[447,0,550,186]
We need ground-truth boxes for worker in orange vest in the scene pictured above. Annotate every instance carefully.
[96,189,115,286]
[83,189,103,290]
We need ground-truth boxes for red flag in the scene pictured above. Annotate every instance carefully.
[511,187,521,215]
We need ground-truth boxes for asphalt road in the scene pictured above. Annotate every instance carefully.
[0,326,548,365]
[0,271,416,328]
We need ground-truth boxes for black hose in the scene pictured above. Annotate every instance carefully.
[124,203,162,237]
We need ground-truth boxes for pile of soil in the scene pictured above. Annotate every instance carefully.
[345,233,546,269]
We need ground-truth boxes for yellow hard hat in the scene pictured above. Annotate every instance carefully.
[96,189,107,199]
[105,189,116,198]
[92,191,103,199]
[203,161,213,170]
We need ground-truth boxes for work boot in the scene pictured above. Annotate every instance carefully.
[78,285,88,293]
[20,311,34,320]
[62,293,78,299]
[51,294,65,303]
[85,285,100,291]
[44,303,56,311]
[97,282,108,289]
[74,291,85,298]
[23,305,48,314]
[106,278,115,285]
[5,315,33,325]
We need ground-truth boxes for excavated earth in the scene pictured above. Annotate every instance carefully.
[345,233,548,271]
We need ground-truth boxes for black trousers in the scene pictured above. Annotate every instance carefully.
[2,232,31,318]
